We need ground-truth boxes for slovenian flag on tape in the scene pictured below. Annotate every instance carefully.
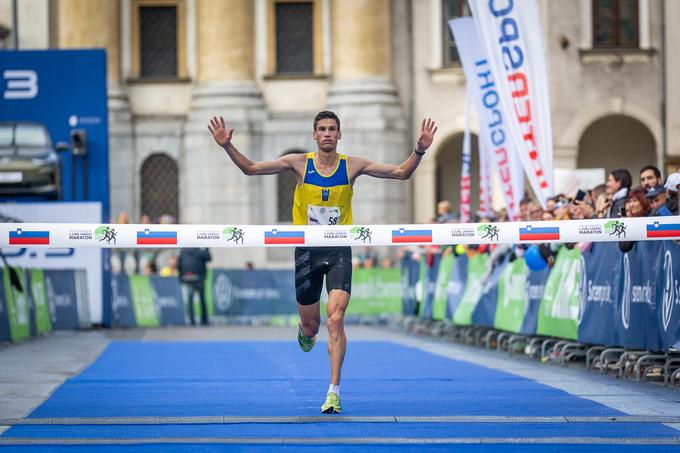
[9,229,50,245]
[137,229,177,245]
[646,221,680,238]
[391,228,432,243]
[264,229,305,245]
[519,225,560,241]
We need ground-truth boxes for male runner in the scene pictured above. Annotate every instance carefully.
[208,111,437,413]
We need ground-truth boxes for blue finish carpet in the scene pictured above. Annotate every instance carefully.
[2,340,678,451]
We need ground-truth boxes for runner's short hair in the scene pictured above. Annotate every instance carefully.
[314,111,340,131]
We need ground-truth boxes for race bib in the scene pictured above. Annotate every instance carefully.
[307,205,340,225]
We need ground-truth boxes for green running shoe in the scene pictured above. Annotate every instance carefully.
[297,324,315,352]
[321,392,341,414]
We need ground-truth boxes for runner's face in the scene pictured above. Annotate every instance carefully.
[314,119,341,152]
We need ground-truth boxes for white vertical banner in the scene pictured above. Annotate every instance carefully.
[449,17,524,220]
[478,136,494,218]
[460,92,472,223]
[467,0,553,208]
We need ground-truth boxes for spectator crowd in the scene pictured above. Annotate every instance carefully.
[400,165,680,289]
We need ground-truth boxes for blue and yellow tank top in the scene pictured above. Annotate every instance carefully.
[293,152,353,225]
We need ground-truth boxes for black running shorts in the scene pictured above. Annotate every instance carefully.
[294,247,352,305]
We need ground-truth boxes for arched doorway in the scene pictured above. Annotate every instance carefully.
[140,153,179,222]
[435,132,480,219]
[577,115,656,180]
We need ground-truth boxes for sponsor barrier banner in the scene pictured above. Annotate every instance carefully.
[4,268,30,341]
[468,0,554,207]
[203,269,215,317]
[537,247,581,340]
[416,254,428,317]
[128,275,160,327]
[519,265,551,335]
[659,241,680,350]
[210,270,297,316]
[433,251,454,320]
[453,253,488,325]
[446,252,468,319]
[401,255,420,316]
[421,253,441,320]
[337,268,403,316]
[472,255,509,327]
[577,243,622,346]
[149,276,185,326]
[2,218,678,249]
[617,241,663,350]
[110,273,135,327]
[43,270,80,330]
[494,256,528,333]
[0,271,9,341]
[29,269,52,335]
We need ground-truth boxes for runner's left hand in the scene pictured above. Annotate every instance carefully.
[416,118,437,154]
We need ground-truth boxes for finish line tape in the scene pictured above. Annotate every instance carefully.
[0,217,677,248]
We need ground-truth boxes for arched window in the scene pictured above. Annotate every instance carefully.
[578,115,655,176]
[140,153,179,222]
[277,150,307,222]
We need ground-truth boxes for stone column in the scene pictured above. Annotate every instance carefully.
[57,0,132,222]
[183,0,266,268]
[327,0,409,225]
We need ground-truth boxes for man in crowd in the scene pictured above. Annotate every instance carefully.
[639,165,662,190]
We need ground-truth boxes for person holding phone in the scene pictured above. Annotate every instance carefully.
[570,189,595,219]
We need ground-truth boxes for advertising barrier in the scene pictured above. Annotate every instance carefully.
[617,241,663,350]
[519,265,550,335]
[433,252,454,320]
[472,255,509,328]
[5,240,680,354]
[577,243,622,346]
[401,254,420,316]
[493,257,528,333]
[453,253,488,326]
[211,270,297,316]
[660,241,680,350]
[28,269,52,336]
[340,267,402,316]
[446,252,468,319]
[536,246,582,340]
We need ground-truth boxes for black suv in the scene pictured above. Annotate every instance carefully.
[0,122,61,199]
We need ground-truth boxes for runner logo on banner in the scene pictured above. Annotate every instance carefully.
[467,0,554,207]
[449,17,524,220]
